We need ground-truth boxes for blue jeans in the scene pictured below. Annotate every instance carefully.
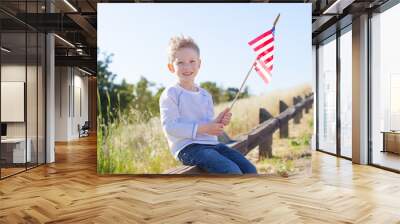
[177,143,258,174]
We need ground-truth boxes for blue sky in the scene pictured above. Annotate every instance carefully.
[98,3,312,95]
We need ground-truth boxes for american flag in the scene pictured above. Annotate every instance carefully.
[248,27,275,85]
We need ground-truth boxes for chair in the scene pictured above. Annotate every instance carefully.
[78,121,90,138]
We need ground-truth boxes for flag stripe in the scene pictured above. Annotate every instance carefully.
[258,50,274,62]
[255,43,274,56]
[248,29,273,46]
[256,60,272,81]
[255,66,272,84]
[248,27,275,86]
[253,37,274,52]
[264,60,273,69]
[264,55,273,64]
[250,33,273,50]
[256,67,271,82]
[256,47,274,60]
[254,66,270,85]
[257,59,272,75]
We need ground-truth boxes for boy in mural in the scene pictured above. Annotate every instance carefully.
[159,35,257,174]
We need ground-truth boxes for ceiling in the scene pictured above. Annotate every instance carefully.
[0,0,98,74]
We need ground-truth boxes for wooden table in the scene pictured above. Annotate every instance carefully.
[1,138,32,164]
[381,131,400,154]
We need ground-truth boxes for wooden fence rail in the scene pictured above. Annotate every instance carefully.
[164,94,314,174]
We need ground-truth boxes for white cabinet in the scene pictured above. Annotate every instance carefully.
[1,138,32,163]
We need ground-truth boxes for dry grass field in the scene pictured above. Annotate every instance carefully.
[98,84,313,175]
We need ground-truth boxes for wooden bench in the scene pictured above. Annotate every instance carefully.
[163,134,248,174]
[163,94,314,174]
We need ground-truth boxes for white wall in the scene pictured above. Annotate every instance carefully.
[72,72,89,138]
[55,67,89,141]
[55,66,69,141]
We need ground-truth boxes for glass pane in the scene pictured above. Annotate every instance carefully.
[0,1,46,178]
[318,36,337,154]
[312,45,317,150]
[38,33,45,165]
[27,31,38,169]
[1,31,27,177]
[340,29,352,158]
[371,4,400,171]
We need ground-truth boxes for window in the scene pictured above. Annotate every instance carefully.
[371,3,400,171]
[317,35,337,154]
[339,28,352,158]
[0,2,46,179]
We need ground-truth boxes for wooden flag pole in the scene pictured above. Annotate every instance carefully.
[273,13,280,28]
[228,60,256,111]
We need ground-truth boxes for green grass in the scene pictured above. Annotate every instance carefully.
[246,106,314,176]
[289,133,310,148]
[257,157,295,177]
[97,90,179,174]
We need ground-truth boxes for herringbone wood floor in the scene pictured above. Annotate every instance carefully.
[1,135,400,223]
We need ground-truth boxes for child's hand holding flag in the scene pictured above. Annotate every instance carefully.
[215,108,232,126]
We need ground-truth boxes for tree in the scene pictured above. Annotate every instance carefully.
[223,87,239,102]
[98,52,119,123]
[116,79,135,112]
[200,81,222,104]
[98,51,164,122]
[200,81,250,105]
[131,77,158,120]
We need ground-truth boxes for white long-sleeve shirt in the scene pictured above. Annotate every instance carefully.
[159,83,219,159]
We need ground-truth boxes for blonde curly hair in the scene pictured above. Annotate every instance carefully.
[167,35,200,63]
